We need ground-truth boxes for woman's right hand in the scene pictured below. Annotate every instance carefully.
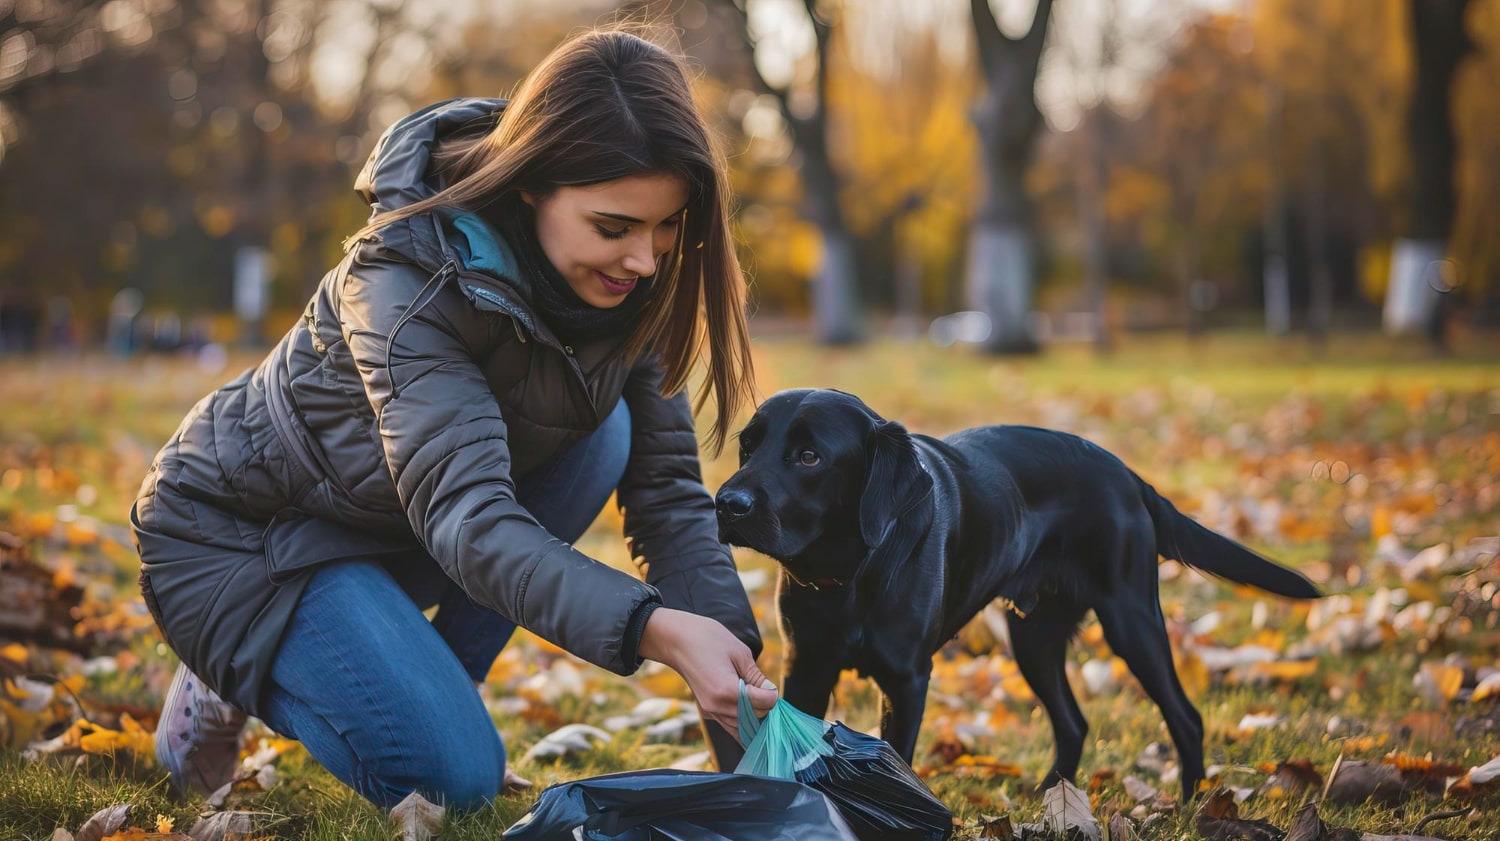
[637,607,779,739]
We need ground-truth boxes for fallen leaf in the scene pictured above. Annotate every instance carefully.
[186,812,276,841]
[1122,776,1158,802]
[1256,759,1323,801]
[75,804,131,841]
[1236,713,1286,733]
[521,723,612,762]
[669,750,712,772]
[390,791,444,841]
[1324,759,1406,805]
[1042,779,1100,841]
[980,813,1014,839]
[1191,789,1282,841]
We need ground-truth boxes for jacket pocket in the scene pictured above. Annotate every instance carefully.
[262,509,422,586]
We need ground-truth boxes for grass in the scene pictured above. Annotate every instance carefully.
[1,328,1499,839]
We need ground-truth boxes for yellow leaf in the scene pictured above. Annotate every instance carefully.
[0,643,28,665]
[1423,664,1464,702]
[1247,660,1319,682]
[0,698,44,748]
[999,672,1035,704]
[155,815,173,834]
[1175,651,1210,697]
[79,717,154,759]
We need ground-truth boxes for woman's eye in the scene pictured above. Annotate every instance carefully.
[596,225,629,240]
[797,450,820,467]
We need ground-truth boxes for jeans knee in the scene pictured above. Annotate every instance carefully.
[360,726,505,814]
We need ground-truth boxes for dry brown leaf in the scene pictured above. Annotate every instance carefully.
[1324,760,1406,805]
[75,804,131,841]
[1192,789,1283,841]
[1256,759,1323,801]
[390,790,444,841]
[186,811,277,841]
[979,813,1014,839]
[1042,779,1101,841]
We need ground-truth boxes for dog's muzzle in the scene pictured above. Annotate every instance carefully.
[715,489,754,522]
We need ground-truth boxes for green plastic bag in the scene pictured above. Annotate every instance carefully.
[734,679,834,778]
[733,680,954,840]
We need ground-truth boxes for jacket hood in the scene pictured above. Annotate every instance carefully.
[351,98,512,276]
[355,97,505,217]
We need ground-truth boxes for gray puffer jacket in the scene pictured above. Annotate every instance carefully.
[131,98,759,718]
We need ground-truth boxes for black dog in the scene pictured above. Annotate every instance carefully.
[715,389,1320,799]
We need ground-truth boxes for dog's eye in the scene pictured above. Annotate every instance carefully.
[797,449,821,467]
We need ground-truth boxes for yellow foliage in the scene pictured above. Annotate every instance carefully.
[1246,660,1318,682]
[78,713,154,759]
[1175,651,1210,697]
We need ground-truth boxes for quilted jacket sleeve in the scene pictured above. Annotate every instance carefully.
[616,356,762,659]
[338,243,660,675]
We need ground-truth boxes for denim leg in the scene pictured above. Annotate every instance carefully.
[261,560,504,812]
[431,399,632,681]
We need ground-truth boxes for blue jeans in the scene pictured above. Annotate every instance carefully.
[259,400,631,811]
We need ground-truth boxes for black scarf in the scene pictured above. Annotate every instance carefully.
[495,202,653,347]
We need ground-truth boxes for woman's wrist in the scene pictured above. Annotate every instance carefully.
[635,606,680,666]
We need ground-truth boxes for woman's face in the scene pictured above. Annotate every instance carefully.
[522,173,690,309]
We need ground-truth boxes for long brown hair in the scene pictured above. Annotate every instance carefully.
[348,28,753,455]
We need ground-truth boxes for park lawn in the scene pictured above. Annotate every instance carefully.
[1,329,1498,839]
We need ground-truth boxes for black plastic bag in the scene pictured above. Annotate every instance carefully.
[736,683,953,840]
[812,723,954,840]
[502,768,859,841]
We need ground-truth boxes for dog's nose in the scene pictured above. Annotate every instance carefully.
[716,489,754,521]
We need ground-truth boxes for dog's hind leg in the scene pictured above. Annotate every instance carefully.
[1006,599,1090,790]
[1094,594,1206,800]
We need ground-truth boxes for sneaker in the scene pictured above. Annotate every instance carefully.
[155,663,247,795]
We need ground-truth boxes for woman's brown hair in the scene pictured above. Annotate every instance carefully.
[347,28,753,455]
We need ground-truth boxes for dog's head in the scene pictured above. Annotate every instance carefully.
[716,389,934,586]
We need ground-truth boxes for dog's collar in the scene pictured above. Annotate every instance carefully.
[784,568,846,590]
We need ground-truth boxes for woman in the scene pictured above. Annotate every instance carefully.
[130,28,778,811]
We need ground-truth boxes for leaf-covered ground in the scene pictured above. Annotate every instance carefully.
[1,332,1498,840]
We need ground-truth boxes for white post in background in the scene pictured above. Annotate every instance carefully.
[234,246,274,346]
[1383,238,1445,334]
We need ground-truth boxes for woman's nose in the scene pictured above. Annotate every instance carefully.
[621,238,657,277]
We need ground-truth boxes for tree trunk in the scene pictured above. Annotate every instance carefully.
[720,0,861,344]
[1383,0,1473,338]
[965,221,1035,351]
[1263,83,1292,336]
[1082,110,1112,355]
[966,0,1053,355]
[814,228,861,345]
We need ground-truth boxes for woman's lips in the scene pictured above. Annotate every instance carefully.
[595,271,638,295]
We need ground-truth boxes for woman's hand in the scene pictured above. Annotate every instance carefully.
[637,607,778,739]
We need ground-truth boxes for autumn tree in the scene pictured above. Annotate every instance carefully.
[718,0,861,344]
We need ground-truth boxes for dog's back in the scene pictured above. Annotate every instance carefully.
[940,423,1318,607]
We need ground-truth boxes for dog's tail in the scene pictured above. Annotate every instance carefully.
[1140,480,1321,599]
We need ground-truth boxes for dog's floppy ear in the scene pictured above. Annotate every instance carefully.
[858,420,935,549]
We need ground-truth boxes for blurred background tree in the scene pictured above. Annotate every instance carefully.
[0,0,1496,351]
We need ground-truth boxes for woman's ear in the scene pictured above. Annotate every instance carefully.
[518,190,536,208]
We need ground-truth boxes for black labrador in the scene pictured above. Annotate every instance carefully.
[715,389,1320,799]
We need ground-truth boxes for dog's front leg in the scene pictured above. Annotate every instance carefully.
[782,650,843,720]
[875,671,931,764]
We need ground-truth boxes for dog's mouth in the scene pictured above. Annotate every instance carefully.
[717,512,784,559]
